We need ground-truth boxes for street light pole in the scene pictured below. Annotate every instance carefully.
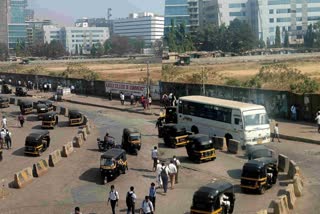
[146,61,150,99]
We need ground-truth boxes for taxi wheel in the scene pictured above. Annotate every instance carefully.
[103,177,108,184]
[211,157,216,161]
[259,186,266,194]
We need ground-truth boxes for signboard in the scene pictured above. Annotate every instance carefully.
[105,81,147,96]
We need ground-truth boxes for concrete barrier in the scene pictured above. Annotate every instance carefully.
[64,108,69,117]
[13,167,34,188]
[272,195,290,214]
[61,141,74,157]
[285,184,296,209]
[212,136,227,150]
[293,175,303,197]
[48,149,62,167]
[83,115,88,125]
[288,160,298,179]
[278,154,289,173]
[227,139,239,154]
[9,98,16,104]
[33,159,49,177]
[256,210,268,214]
[74,134,84,148]
[85,124,91,135]
[78,128,87,141]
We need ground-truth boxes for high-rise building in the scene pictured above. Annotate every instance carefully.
[0,0,9,46]
[8,0,28,49]
[25,8,34,21]
[164,0,190,34]
[43,25,110,55]
[199,0,320,45]
[26,19,52,46]
[113,12,164,47]
[75,17,114,35]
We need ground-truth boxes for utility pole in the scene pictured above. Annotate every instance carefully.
[146,61,150,99]
[107,8,112,34]
[202,67,206,96]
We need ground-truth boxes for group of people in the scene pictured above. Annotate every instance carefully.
[0,116,12,150]
[161,93,176,107]
[107,184,156,214]
[119,92,153,110]
[151,146,181,194]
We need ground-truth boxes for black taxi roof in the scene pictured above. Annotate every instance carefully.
[26,130,49,141]
[188,134,210,142]
[124,128,140,134]
[69,110,82,115]
[247,145,268,154]
[194,181,233,198]
[38,100,53,105]
[43,112,57,119]
[163,123,185,130]
[101,148,126,159]
[244,157,277,169]
[37,103,47,108]
[20,100,33,105]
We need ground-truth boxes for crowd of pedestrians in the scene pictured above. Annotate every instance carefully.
[119,92,153,110]
[0,116,12,150]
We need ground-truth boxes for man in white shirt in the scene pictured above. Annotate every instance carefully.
[168,160,177,189]
[160,163,169,193]
[0,129,6,149]
[151,146,158,171]
[120,92,125,105]
[220,194,230,210]
[315,113,320,133]
[108,185,119,214]
[126,186,137,214]
[173,156,181,184]
[271,123,280,143]
[2,116,7,129]
[156,160,162,187]
[140,196,154,214]
[291,105,297,121]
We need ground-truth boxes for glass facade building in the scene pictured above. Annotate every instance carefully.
[8,0,28,49]
[164,0,190,35]
[0,0,9,46]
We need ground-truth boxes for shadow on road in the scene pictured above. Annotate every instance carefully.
[31,125,42,130]
[227,169,242,180]
[130,168,152,173]
[11,147,25,156]
[142,175,156,179]
[26,115,38,121]
[58,121,69,128]
[87,148,101,152]
[79,168,102,185]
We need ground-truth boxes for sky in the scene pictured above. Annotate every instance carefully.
[28,0,165,26]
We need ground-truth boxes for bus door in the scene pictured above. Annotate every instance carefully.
[232,110,243,133]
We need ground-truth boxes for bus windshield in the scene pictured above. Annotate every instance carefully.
[244,113,269,127]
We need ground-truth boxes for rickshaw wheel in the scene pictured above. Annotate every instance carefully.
[259,186,266,194]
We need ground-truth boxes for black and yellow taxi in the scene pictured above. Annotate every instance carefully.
[20,100,33,114]
[190,180,235,214]
[162,123,189,148]
[186,134,216,163]
[121,128,141,155]
[240,157,278,194]
[37,100,54,120]
[0,97,9,108]
[246,145,273,160]
[24,130,51,156]
[68,110,84,126]
[100,148,128,184]
[2,84,12,94]
[15,86,28,96]
[41,112,59,129]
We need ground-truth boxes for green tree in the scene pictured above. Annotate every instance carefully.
[48,40,66,58]
[284,30,289,47]
[129,37,145,53]
[304,24,314,48]
[103,39,112,54]
[258,38,266,48]
[314,21,320,47]
[96,43,104,57]
[79,45,83,55]
[152,39,163,57]
[90,44,97,57]
[15,39,28,57]
[275,26,281,48]
[75,44,79,55]
[167,19,177,52]
[266,37,271,48]
[0,43,8,61]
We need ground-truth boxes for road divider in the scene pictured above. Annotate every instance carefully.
[78,128,87,141]
[288,160,299,179]
[33,159,49,177]
[256,210,267,214]
[293,175,303,197]
[278,154,289,173]
[74,134,84,147]
[272,195,289,214]
[49,149,62,167]
[212,137,227,150]
[61,141,74,157]
[227,139,239,154]
[285,184,296,209]
[13,167,34,188]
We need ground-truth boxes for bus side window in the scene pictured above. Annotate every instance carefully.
[234,118,240,125]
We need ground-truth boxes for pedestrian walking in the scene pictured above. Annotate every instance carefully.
[5,129,12,149]
[120,92,125,105]
[290,104,297,121]
[156,160,162,188]
[126,186,137,214]
[140,196,154,214]
[108,185,119,214]
[2,116,7,129]
[160,162,169,193]
[151,146,158,171]
[168,93,173,106]
[148,95,152,107]
[168,160,177,189]
[70,207,82,214]
[172,156,181,184]
[130,94,135,105]
[18,114,25,128]
[271,123,280,142]
[149,182,156,210]
[315,113,320,133]
[0,128,5,149]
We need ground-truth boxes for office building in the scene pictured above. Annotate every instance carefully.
[75,17,114,35]
[26,19,52,46]
[8,0,28,49]
[164,0,190,34]
[0,0,9,46]
[199,0,320,45]
[43,25,109,55]
[113,12,164,47]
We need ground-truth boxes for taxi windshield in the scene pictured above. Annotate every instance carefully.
[130,135,140,141]
[101,158,114,166]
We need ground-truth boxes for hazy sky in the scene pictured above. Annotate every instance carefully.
[28,0,165,26]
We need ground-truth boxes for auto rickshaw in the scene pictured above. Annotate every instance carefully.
[247,145,273,160]
[162,123,190,148]
[240,157,278,194]
[20,100,33,114]
[41,112,59,129]
[37,103,51,120]
[186,134,216,163]
[2,84,12,94]
[0,97,9,108]
[121,128,142,155]
[24,130,51,156]
[190,180,235,214]
[68,110,84,126]
[37,100,54,111]
[15,86,28,96]
[158,107,177,137]
[100,148,128,184]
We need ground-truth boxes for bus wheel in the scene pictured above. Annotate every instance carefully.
[191,126,199,134]
[225,134,233,148]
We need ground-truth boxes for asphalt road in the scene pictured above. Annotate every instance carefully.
[0,98,318,214]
